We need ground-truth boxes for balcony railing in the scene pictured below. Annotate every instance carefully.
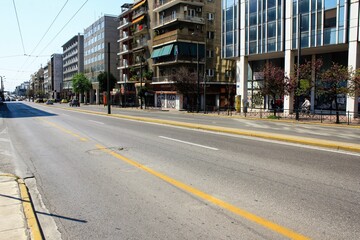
[152,54,205,65]
[132,8,146,19]
[133,38,149,50]
[153,29,204,46]
[119,18,131,28]
[152,76,173,83]
[154,0,204,12]
[154,14,204,29]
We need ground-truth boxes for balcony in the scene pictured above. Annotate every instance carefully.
[119,59,130,69]
[119,31,133,42]
[153,14,204,30]
[153,29,204,47]
[132,24,148,36]
[152,76,173,83]
[132,38,149,51]
[118,18,131,29]
[153,0,204,12]
[152,54,205,66]
[119,45,132,55]
[132,7,146,20]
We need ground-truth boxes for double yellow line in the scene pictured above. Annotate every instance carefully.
[41,117,310,239]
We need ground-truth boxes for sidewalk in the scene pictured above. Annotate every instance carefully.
[0,174,41,240]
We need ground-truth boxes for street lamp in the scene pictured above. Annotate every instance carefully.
[137,53,145,109]
[295,0,302,120]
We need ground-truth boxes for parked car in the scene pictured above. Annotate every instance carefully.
[45,99,54,105]
[60,99,68,104]
[69,99,80,107]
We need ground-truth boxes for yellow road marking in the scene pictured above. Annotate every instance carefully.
[96,144,310,240]
[18,178,43,240]
[40,118,88,142]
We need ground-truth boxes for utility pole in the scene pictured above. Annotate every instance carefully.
[196,41,200,113]
[296,11,302,121]
[140,53,143,109]
[107,42,111,114]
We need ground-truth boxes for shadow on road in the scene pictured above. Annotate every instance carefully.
[0,102,57,118]
[36,211,87,223]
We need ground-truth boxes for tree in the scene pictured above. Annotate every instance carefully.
[260,62,291,116]
[318,63,354,123]
[72,73,92,101]
[292,59,323,97]
[170,67,197,110]
[97,71,116,93]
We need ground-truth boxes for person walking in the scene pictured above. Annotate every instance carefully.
[301,97,311,114]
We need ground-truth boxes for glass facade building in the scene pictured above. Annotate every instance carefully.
[222,0,239,58]
[221,0,358,115]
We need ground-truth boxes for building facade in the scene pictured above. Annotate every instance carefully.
[62,34,84,99]
[84,15,119,104]
[118,0,235,110]
[222,0,359,116]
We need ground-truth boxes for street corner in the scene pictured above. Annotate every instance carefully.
[0,173,43,240]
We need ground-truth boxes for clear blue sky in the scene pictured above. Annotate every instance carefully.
[0,0,126,91]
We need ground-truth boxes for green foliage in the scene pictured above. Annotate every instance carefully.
[97,72,117,92]
[72,73,91,94]
[143,70,153,80]
[291,59,323,97]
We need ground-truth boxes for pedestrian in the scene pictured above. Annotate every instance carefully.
[301,97,311,113]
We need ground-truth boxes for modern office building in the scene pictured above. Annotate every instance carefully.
[62,34,84,98]
[84,15,119,104]
[118,0,235,110]
[222,0,359,116]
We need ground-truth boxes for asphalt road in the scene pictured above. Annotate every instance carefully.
[2,102,360,240]
[64,103,360,145]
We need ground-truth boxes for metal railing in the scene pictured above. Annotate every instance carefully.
[202,107,359,125]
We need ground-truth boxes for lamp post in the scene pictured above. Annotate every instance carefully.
[107,42,111,114]
[196,41,200,113]
[0,76,5,100]
[139,53,144,109]
[295,2,302,120]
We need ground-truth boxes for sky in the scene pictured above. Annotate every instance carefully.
[0,0,127,92]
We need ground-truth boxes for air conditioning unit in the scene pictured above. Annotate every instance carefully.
[184,6,188,11]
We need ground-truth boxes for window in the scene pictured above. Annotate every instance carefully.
[324,9,336,28]
[207,31,215,39]
[206,50,214,58]
[207,12,214,21]
[206,69,214,77]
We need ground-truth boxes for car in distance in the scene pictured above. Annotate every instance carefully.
[45,99,54,105]
[60,99,68,104]
[69,99,80,107]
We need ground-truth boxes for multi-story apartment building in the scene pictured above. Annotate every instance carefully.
[62,34,84,98]
[84,15,119,104]
[118,0,235,110]
[50,54,63,100]
[222,0,359,116]
[31,67,44,97]
[43,64,51,97]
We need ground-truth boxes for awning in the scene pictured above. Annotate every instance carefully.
[160,44,174,56]
[151,48,162,58]
[132,15,144,24]
[132,0,146,10]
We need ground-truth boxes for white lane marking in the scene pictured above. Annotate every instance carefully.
[88,120,105,125]
[62,114,70,117]
[159,136,219,151]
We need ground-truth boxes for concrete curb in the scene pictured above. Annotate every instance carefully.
[61,107,360,153]
[0,174,43,240]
